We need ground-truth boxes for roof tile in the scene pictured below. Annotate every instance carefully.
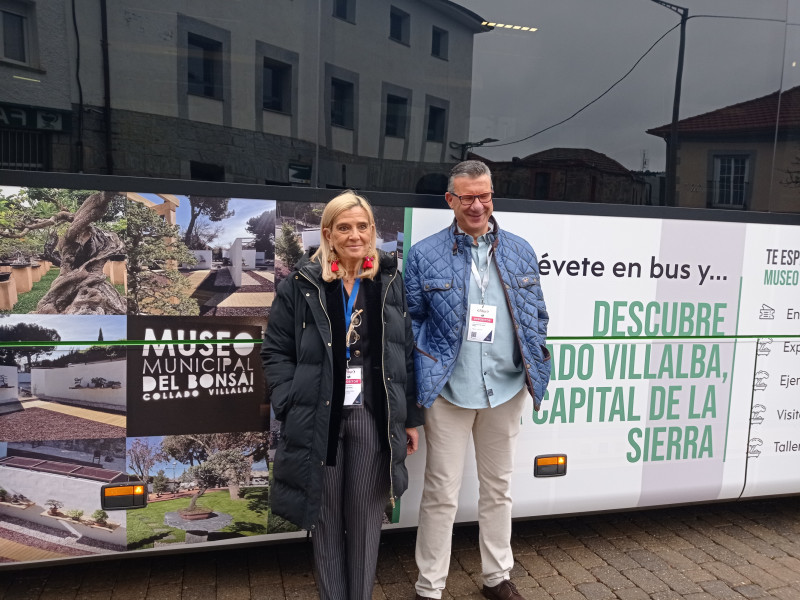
[647,85,800,136]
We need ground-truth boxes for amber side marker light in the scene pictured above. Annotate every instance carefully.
[101,481,147,510]
[534,454,567,477]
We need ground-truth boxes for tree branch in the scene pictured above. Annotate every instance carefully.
[0,212,74,238]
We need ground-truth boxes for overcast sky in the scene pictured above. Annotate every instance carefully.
[461,0,798,170]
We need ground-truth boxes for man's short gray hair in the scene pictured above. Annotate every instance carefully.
[447,160,492,193]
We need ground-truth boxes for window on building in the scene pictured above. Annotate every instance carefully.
[385,94,408,138]
[331,78,355,129]
[0,129,47,170]
[389,7,410,45]
[187,33,223,99]
[1,4,28,63]
[263,58,291,113]
[712,155,748,207]
[426,105,446,142]
[333,0,355,23]
[431,27,448,59]
[533,172,551,199]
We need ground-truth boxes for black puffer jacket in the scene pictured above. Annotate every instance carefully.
[262,249,423,530]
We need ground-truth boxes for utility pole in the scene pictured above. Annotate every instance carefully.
[650,0,688,206]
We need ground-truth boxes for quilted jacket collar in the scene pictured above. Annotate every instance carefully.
[450,215,500,254]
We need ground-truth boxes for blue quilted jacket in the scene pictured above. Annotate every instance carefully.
[404,217,551,411]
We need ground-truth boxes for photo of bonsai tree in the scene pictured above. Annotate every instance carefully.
[178,449,249,519]
[0,188,126,315]
[123,198,198,316]
[92,509,109,526]
[66,509,84,522]
[125,433,274,549]
[45,499,64,516]
[126,193,277,317]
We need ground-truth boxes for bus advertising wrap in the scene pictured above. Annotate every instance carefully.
[402,209,800,526]
[0,187,798,566]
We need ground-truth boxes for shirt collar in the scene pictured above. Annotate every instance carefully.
[454,223,490,246]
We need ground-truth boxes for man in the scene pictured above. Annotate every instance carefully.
[404,160,550,600]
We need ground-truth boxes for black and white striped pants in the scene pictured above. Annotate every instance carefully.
[313,405,390,600]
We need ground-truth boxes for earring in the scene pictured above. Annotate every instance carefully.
[362,256,374,269]
[331,259,339,272]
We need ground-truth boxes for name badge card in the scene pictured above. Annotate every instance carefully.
[344,367,363,406]
[467,304,497,343]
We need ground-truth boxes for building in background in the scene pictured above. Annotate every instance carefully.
[0,2,73,171]
[0,0,488,191]
[481,148,649,204]
[648,85,800,213]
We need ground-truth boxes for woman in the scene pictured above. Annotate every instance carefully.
[262,191,422,600]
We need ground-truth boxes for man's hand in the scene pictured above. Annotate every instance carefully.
[405,427,419,455]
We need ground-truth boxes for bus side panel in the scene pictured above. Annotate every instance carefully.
[398,209,799,526]
[738,224,800,498]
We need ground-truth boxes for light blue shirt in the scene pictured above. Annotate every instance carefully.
[440,233,526,409]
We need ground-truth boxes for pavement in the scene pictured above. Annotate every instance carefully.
[0,495,799,600]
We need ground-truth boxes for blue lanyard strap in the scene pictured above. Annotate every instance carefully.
[342,278,361,360]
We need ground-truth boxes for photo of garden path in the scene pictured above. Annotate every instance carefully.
[125,433,296,551]
[0,315,127,442]
[127,194,276,317]
[0,438,128,563]
[0,188,127,316]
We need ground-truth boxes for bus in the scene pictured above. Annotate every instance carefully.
[1,0,799,567]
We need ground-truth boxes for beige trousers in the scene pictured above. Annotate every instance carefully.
[414,387,527,598]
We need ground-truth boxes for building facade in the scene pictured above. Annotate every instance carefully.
[648,86,800,214]
[1,0,487,191]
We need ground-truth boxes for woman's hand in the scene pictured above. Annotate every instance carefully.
[405,427,419,455]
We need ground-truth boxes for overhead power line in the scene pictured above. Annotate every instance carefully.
[481,14,786,152]
[482,22,681,150]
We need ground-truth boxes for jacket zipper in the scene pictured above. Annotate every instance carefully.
[299,271,333,350]
[298,270,334,465]
[492,247,536,404]
[382,264,398,508]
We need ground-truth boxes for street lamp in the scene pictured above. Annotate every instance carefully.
[650,0,688,206]
[449,137,499,161]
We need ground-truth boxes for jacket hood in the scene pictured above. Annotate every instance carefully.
[295,250,320,275]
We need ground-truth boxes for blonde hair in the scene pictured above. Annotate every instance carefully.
[312,190,379,282]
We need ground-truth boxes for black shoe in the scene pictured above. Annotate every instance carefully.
[482,579,526,600]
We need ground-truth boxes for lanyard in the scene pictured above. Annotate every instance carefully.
[342,278,361,360]
[470,244,493,305]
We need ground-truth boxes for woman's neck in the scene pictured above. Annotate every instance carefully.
[340,259,360,277]
[339,260,360,294]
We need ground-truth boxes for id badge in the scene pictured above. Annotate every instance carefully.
[467,304,497,343]
[344,367,363,406]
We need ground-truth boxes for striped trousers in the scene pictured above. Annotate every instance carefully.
[313,405,390,600]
